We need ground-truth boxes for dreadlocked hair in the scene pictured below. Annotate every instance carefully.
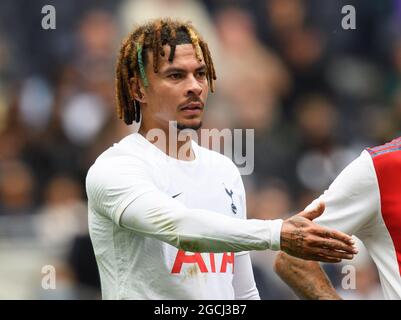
[115,18,217,125]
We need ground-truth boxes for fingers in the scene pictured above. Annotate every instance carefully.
[297,247,354,263]
[307,256,342,263]
[297,201,325,221]
[288,248,346,263]
[312,227,358,254]
[315,227,355,245]
[310,236,358,254]
[281,210,359,264]
[315,248,354,260]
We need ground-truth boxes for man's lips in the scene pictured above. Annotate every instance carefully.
[179,101,204,115]
[180,101,204,111]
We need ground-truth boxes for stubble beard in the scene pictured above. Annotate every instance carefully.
[176,121,202,131]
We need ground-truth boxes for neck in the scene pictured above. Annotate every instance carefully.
[139,125,196,161]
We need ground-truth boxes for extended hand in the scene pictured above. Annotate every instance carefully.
[280,202,358,263]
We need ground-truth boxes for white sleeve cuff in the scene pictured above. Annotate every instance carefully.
[269,219,283,251]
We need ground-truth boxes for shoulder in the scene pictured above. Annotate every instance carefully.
[329,149,376,192]
[366,137,401,171]
[96,133,148,160]
[311,149,381,236]
[86,134,150,187]
[89,133,149,167]
[366,136,401,158]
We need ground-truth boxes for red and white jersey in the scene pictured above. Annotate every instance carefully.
[307,137,401,299]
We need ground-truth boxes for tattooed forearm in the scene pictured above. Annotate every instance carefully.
[274,252,342,300]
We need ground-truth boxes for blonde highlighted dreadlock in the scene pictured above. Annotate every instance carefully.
[115,18,217,125]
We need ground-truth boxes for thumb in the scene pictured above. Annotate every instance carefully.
[297,201,325,221]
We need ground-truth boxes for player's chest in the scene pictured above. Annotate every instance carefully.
[151,164,243,217]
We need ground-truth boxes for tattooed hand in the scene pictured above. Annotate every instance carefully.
[280,202,358,263]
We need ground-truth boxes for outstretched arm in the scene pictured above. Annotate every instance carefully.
[87,157,357,259]
[274,251,341,300]
[120,193,356,259]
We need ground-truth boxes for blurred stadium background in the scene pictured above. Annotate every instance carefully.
[0,0,400,299]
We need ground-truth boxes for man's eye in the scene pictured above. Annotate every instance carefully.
[197,71,206,78]
[168,73,182,80]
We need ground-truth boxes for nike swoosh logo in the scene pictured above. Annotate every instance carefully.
[172,192,183,199]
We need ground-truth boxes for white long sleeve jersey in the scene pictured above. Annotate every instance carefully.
[86,133,282,299]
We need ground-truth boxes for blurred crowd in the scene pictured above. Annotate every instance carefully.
[1,0,400,299]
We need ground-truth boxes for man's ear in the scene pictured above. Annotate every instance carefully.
[130,77,146,103]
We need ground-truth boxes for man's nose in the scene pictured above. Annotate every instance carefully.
[186,75,203,96]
